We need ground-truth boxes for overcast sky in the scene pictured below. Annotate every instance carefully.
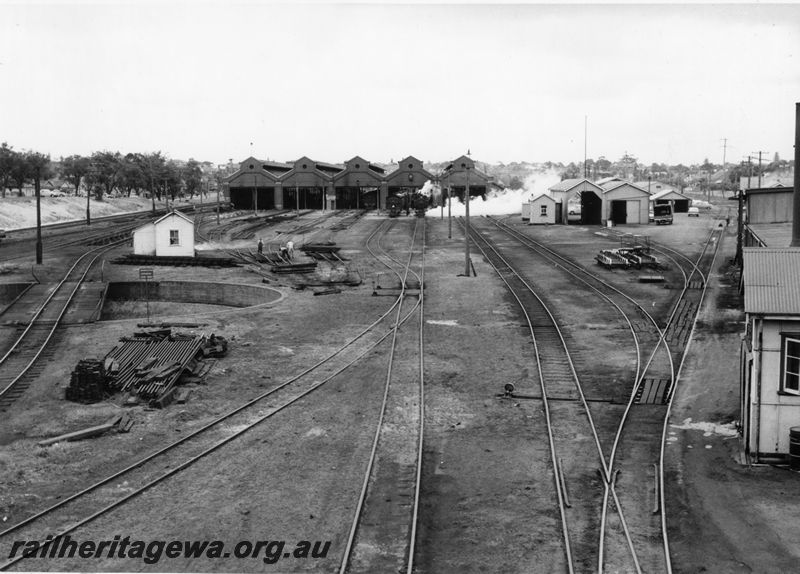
[0,2,798,167]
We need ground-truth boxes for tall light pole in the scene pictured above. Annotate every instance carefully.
[447,173,452,239]
[356,179,360,210]
[216,176,221,225]
[35,166,43,264]
[464,164,471,277]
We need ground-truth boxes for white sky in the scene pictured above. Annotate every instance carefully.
[0,2,798,167]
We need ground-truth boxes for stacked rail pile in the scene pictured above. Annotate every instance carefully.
[329,211,365,231]
[300,242,345,262]
[105,331,206,404]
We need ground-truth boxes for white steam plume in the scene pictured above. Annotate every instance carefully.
[429,168,561,217]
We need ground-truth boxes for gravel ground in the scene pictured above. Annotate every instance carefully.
[1,207,798,573]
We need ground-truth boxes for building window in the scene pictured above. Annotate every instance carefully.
[783,337,800,394]
[540,205,548,216]
[169,229,180,246]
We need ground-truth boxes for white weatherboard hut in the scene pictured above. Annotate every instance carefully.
[740,248,800,461]
[132,210,195,257]
[528,193,557,225]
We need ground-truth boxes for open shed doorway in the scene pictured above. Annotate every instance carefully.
[230,187,275,210]
[580,191,602,225]
[611,200,627,224]
[285,187,324,210]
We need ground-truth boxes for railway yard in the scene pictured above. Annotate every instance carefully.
[1,203,800,573]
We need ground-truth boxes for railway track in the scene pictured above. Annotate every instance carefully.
[339,216,426,574]
[472,216,724,573]
[0,201,227,263]
[0,218,423,572]
[465,221,618,573]
[0,239,127,410]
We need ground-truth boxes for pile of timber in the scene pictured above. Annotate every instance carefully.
[65,359,110,403]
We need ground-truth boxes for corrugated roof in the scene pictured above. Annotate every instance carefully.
[595,176,624,186]
[550,178,586,192]
[743,248,800,315]
[601,181,650,195]
[650,189,690,201]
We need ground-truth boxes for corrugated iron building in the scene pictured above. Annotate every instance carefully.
[745,187,794,224]
[740,247,800,461]
[600,181,651,225]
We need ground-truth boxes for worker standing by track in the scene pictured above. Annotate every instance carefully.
[286,240,294,260]
[257,238,263,254]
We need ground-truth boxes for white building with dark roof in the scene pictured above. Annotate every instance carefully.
[740,247,800,461]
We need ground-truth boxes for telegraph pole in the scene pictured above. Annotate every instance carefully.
[584,115,588,178]
[721,138,727,197]
[752,150,770,189]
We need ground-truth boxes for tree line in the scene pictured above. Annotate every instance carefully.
[0,142,217,201]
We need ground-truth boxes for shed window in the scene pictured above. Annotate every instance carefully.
[169,229,180,246]
[783,337,800,394]
[540,204,548,216]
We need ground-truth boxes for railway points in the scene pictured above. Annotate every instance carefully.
[0,199,791,573]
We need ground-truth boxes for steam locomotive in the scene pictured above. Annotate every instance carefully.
[386,193,429,218]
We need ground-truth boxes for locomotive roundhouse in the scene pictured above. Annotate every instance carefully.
[225,155,435,211]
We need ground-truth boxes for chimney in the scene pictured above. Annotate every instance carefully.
[793,102,800,247]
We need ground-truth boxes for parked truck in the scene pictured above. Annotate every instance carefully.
[652,204,673,225]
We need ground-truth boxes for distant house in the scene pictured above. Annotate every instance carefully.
[740,248,800,462]
[528,193,557,225]
[132,210,195,257]
[739,169,794,191]
[633,180,676,195]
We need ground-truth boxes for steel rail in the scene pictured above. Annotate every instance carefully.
[338,217,424,574]
[657,223,725,574]
[406,218,426,574]
[0,224,416,544]
[485,217,647,573]
[0,201,226,263]
[1,221,425,571]
[465,223,587,574]
[0,294,425,572]
[492,217,720,574]
[0,239,127,403]
[489,217,721,573]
